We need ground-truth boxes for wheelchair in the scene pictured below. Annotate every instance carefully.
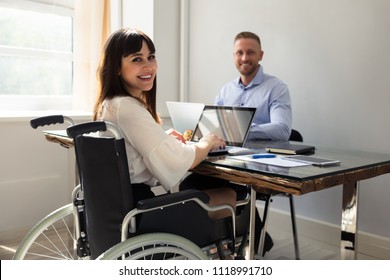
[14,116,251,260]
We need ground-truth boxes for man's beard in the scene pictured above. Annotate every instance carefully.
[239,63,258,77]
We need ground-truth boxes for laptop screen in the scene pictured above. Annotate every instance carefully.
[191,106,256,146]
[166,101,205,134]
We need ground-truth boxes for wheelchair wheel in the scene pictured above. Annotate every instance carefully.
[97,232,209,260]
[13,203,80,260]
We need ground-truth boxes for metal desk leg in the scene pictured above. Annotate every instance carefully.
[288,194,300,260]
[256,196,271,259]
[248,186,257,260]
[257,195,271,259]
[341,182,359,260]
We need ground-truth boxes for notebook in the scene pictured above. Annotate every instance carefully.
[166,101,205,134]
[265,142,315,155]
[190,105,256,155]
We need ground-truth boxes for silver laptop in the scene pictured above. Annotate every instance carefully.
[191,105,256,155]
[166,101,205,134]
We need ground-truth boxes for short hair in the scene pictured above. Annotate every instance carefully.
[234,31,262,49]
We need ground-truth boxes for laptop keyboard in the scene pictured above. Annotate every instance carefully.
[186,141,232,155]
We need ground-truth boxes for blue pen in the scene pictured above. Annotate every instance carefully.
[252,154,277,159]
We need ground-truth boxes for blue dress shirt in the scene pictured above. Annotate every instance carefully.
[215,65,292,140]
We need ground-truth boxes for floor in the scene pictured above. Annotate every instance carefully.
[1,227,31,260]
[0,220,377,260]
[261,226,375,260]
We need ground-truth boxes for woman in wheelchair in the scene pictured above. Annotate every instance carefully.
[94,28,227,203]
[90,28,242,259]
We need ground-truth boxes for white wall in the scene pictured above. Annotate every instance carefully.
[122,0,181,117]
[154,0,181,116]
[187,0,390,238]
[0,114,90,232]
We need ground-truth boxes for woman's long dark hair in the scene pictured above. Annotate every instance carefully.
[93,28,160,123]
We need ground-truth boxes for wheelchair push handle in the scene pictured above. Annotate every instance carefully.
[66,121,123,140]
[30,115,74,129]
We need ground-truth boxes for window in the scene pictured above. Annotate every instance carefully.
[0,0,74,111]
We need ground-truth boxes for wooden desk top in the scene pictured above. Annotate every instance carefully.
[43,130,390,196]
[192,144,390,196]
[193,162,390,195]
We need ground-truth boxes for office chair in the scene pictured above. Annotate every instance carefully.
[258,129,302,259]
[289,129,303,142]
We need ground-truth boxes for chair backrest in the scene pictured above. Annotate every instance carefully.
[289,129,303,142]
[67,121,134,259]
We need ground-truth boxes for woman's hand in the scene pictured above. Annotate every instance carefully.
[166,128,186,143]
[190,134,226,169]
[199,134,226,151]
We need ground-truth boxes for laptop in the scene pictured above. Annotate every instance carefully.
[166,101,205,134]
[190,105,256,155]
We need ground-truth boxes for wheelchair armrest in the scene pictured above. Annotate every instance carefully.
[236,192,250,207]
[136,189,210,210]
[122,189,236,241]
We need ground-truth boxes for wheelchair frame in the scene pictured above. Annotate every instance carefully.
[14,115,248,260]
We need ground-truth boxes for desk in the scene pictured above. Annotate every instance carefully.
[44,130,390,260]
[192,141,390,260]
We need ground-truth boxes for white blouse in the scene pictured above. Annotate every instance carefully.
[99,96,195,191]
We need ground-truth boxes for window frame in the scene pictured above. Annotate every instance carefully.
[0,0,75,112]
